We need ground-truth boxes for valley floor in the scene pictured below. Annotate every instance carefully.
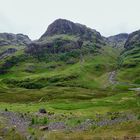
[0,80,140,139]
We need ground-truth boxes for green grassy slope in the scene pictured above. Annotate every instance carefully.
[0,43,140,139]
[0,46,120,102]
[117,44,140,84]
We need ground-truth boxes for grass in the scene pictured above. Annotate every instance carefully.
[117,45,140,84]
[0,44,140,139]
[42,121,140,140]
[0,46,119,90]
[0,90,139,113]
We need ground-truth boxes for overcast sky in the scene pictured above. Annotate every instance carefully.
[0,0,140,40]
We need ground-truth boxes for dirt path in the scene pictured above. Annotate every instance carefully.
[0,111,31,139]
[109,71,118,84]
[109,71,140,91]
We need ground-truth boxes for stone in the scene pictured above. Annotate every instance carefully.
[39,126,49,131]
[107,33,128,48]
[39,108,47,114]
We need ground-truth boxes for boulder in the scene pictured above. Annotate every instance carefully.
[39,108,47,114]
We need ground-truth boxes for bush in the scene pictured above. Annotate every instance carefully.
[31,118,35,125]
[43,117,48,124]
[3,78,45,89]
[17,82,44,89]
[134,78,140,84]
[31,117,48,125]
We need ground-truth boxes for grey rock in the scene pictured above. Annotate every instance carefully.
[124,30,140,49]
[107,33,129,48]
[40,19,102,40]
[48,122,66,130]
[39,108,47,114]
[0,33,31,46]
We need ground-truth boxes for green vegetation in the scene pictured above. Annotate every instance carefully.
[0,43,140,139]
[117,44,140,84]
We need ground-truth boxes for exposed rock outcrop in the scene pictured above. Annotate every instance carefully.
[107,33,129,48]
[124,30,140,49]
[0,33,31,46]
[40,19,102,41]
[0,48,17,60]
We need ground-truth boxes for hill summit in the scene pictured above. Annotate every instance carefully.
[27,19,105,60]
[40,19,102,40]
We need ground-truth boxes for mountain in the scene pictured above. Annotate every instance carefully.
[118,30,140,84]
[0,19,119,89]
[122,30,140,67]
[40,19,102,39]
[0,33,31,46]
[124,30,140,49]
[107,33,128,48]
[0,19,140,139]
[26,19,106,61]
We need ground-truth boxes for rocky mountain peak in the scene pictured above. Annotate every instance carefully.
[41,19,81,38]
[40,19,101,40]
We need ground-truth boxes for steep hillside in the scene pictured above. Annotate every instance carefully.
[124,30,140,49]
[117,30,140,84]
[0,33,31,74]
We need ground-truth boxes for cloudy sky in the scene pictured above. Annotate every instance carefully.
[0,0,140,40]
